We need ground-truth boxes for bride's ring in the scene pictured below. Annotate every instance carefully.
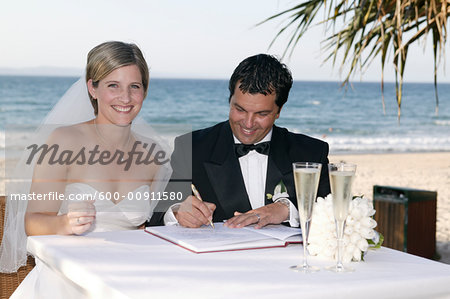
[77,217,80,225]
[254,213,261,223]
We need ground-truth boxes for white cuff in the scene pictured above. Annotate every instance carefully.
[286,200,299,227]
[273,192,299,227]
[163,203,181,226]
[275,197,299,227]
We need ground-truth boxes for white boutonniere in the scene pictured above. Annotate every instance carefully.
[266,180,289,202]
[308,194,384,262]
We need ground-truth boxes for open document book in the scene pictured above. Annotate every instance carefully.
[145,223,302,253]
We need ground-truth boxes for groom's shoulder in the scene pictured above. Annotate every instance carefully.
[192,121,227,141]
[176,121,227,145]
[275,125,328,149]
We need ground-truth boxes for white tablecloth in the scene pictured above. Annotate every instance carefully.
[27,230,450,299]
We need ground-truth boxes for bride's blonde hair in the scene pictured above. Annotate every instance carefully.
[85,41,149,115]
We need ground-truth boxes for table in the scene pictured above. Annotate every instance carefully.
[27,230,450,299]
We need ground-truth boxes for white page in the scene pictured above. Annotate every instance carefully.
[146,223,287,252]
[243,225,302,241]
[149,223,267,245]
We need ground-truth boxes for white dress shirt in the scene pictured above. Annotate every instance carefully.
[164,129,299,227]
[234,130,299,227]
[234,133,270,211]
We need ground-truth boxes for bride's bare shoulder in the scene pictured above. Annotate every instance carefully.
[46,121,93,146]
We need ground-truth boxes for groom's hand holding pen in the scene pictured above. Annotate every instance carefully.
[173,184,216,228]
[191,184,215,228]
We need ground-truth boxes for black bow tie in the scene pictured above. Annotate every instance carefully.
[234,142,270,158]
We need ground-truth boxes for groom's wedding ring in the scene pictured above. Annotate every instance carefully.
[77,217,80,225]
[254,213,261,223]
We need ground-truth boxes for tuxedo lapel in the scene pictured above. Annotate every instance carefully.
[203,123,252,218]
[265,126,295,205]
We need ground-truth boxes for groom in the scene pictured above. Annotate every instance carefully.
[150,54,330,228]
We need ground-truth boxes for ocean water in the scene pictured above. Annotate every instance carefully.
[1,75,449,154]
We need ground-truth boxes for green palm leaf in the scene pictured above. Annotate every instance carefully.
[260,0,449,121]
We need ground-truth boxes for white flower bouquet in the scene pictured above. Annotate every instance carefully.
[308,194,384,262]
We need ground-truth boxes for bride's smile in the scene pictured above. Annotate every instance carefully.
[112,105,133,113]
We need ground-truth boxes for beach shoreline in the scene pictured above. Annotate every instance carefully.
[1,151,449,264]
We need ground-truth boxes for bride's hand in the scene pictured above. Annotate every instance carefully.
[66,201,96,235]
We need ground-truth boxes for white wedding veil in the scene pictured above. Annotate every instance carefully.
[0,77,172,272]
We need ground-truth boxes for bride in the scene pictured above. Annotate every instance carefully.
[0,41,172,297]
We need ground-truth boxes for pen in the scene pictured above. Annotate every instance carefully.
[191,184,215,228]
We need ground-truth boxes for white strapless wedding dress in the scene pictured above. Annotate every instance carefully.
[11,183,155,299]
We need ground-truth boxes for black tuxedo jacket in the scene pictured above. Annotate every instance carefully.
[149,121,330,225]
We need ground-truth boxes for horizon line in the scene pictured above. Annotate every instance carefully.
[0,68,449,85]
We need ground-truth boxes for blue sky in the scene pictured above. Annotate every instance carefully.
[1,0,449,82]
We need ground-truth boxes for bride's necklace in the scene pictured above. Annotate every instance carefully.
[93,119,132,162]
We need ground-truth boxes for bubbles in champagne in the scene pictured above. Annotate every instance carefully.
[329,171,355,221]
[294,168,320,224]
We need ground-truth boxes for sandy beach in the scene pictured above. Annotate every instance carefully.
[1,152,449,264]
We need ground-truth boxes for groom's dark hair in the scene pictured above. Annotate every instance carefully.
[228,54,293,109]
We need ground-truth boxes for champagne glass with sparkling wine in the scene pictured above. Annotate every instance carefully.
[290,162,322,273]
[326,163,357,273]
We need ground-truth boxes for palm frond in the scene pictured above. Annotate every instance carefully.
[259,0,450,121]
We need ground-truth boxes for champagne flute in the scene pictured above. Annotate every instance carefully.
[326,163,357,273]
[290,162,322,273]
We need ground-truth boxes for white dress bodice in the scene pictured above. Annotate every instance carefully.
[58,183,154,232]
